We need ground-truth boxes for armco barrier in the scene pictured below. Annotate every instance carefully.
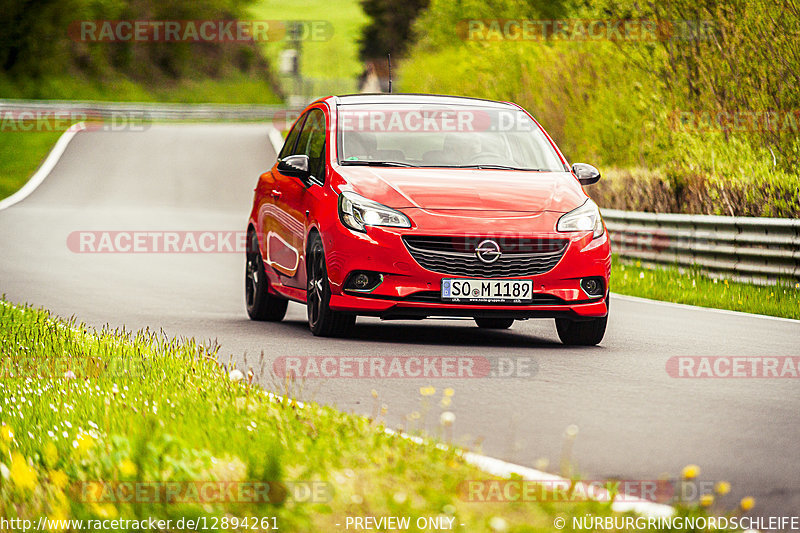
[0,99,289,121]
[602,209,800,282]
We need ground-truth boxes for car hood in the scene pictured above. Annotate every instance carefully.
[337,167,587,214]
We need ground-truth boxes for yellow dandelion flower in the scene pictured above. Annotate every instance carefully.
[0,425,13,442]
[419,386,435,396]
[75,434,95,454]
[681,464,700,480]
[440,397,452,407]
[10,452,37,491]
[118,459,137,477]
[443,388,455,397]
[370,389,378,399]
[92,503,118,519]
[740,496,755,511]
[50,470,68,489]
[47,507,69,531]
[699,493,714,507]
[43,442,58,467]
[714,481,731,495]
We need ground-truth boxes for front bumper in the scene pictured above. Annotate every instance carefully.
[321,213,611,320]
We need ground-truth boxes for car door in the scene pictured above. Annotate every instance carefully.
[257,113,305,281]
[270,107,327,288]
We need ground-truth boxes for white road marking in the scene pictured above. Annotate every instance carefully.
[0,123,85,211]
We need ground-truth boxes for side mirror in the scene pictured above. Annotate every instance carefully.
[572,163,601,185]
[277,155,311,183]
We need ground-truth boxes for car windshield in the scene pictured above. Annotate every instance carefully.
[337,103,566,171]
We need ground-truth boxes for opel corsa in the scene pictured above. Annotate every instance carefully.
[246,94,610,345]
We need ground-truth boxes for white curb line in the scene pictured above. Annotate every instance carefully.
[0,123,85,211]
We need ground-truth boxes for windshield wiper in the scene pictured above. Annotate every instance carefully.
[341,160,418,167]
[438,164,545,171]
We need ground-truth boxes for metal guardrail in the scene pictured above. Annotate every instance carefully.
[0,99,290,121]
[603,209,800,282]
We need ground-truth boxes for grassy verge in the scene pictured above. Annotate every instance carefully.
[0,131,64,201]
[2,299,697,532]
[611,257,800,320]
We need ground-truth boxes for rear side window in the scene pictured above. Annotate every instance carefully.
[278,114,306,159]
[294,109,327,182]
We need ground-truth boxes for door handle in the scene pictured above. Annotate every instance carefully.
[270,189,282,199]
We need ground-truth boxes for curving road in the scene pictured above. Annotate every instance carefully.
[1,125,798,520]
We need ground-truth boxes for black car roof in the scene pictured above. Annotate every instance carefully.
[328,93,517,108]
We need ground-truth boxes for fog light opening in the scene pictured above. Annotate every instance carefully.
[580,277,605,298]
[345,271,384,293]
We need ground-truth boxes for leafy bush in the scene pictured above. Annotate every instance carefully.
[398,0,800,216]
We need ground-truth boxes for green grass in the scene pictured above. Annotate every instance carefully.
[4,299,694,532]
[248,0,368,94]
[0,131,64,200]
[0,74,281,104]
[611,257,800,320]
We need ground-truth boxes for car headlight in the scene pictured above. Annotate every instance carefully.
[556,199,604,239]
[338,191,411,233]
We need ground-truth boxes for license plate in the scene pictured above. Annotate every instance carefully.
[441,278,533,303]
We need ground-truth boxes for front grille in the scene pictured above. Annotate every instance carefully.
[402,236,568,278]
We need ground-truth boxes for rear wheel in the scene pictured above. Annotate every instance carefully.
[555,316,607,345]
[245,231,288,321]
[475,318,514,329]
[306,234,355,337]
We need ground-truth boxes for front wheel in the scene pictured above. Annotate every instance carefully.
[245,231,288,321]
[306,234,355,337]
[555,315,607,345]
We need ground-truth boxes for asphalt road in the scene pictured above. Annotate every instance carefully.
[1,125,798,519]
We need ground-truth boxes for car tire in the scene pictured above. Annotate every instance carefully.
[555,315,607,345]
[475,318,514,329]
[245,231,288,321]
[306,234,355,337]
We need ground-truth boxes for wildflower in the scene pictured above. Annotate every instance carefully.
[420,386,435,396]
[118,459,137,477]
[50,470,68,489]
[740,496,755,511]
[639,272,645,279]
[565,424,579,438]
[92,503,118,519]
[681,464,700,480]
[443,388,455,397]
[440,411,455,427]
[488,516,508,532]
[10,452,37,491]
[0,425,13,442]
[47,506,70,531]
[229,369,244,382]
[43,441,58,467]
[700,493,714,507]
[715,481,731,495]
[371,389,378,398]
[440,397,452,407]
[75,433,95,454]
[64,370,76,380]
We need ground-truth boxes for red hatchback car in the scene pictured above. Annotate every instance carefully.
[246,94,610,345]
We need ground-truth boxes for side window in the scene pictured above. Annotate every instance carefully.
[278,113,306,159]
[294,109,327,182]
